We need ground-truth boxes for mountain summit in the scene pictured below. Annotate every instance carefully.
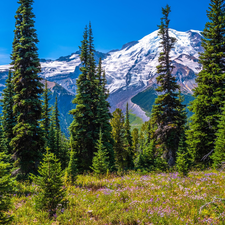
[0,29,203,122]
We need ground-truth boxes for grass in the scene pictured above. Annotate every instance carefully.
[8,169,225,224]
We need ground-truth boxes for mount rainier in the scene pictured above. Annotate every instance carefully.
[0,29,203,128]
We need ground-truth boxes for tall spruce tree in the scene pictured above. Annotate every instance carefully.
[1,70,16,156]
[124,103,134,169]
[52,96,60,156]
[70,24,113,172]
[41,80,51,145]
[151,5,186,167]
[187,0,225,164]
[10,0,44,176]
[96,59,115,170]
[211,103,225,168]
[110,108,126,171]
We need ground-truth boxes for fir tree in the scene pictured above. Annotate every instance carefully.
[52,96,60,154]
[59,133,69,170]
[48,119,56,154]
[211,104,225,168]
[187,0,225,164]
[96,59,115,171]
[70,24,112,172]
[30,147,66,218]
[1,70,16,156]
[91,129,109,175]
[124,103,134,169]
[176,133,190,177]
[135,140,155,171]
[110,108,126,171]
[0,121,7,155]
[10,0,44,176]
[65,138,78,184]
[131,128,139,157]
[41,80,51,145]
[151,5,186,167]
[0,152,14,224]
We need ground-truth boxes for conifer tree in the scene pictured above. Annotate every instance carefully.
[91,129,109,175]
[65,138,78,184]
[41,80,51,145]
[110,108,126,171]
[52,96,61,157]
[70,25,94,172]
[48,120,56,153]
[135,140,155,171]
[96,59,115,171]
[30,148,66,218]
[0,121,7,155]
[151,5,185,167]
[10,0,44,176]
[187,0,225,164]
[0,152,14,224]
[211,104,225,168]
[124,103,134,169]
[176,133,190,177]
[70,24,113,172]
[131,128,139,157]
[1,70,16,156]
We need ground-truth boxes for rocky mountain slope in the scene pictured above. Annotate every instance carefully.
[0,29,203,125]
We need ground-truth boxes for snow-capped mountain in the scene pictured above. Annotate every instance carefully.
[0,29,203,122]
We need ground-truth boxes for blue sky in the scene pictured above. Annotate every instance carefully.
[0,0,211,65]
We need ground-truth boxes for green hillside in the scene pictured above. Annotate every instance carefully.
[131,86,195,119]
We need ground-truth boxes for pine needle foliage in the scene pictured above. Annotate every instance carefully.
[211,103,225,168]
[41,80,51,145]
[91,129,109,175]
[0,152,14,224]
[176,133,190,177]
[1,70,16,156]
[65,139,78,184]
[70,24,114,173]
[30,147,66,218]
[187,0,225,164]
[151,5,186,167]
[10,0,44,176]
[124,103,134,170]
[110,108,126,171]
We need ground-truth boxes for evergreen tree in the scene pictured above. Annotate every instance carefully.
[176,133,190,177]
[1,70,16,156]
[96,59,115,171]
[59,133,69,170]
[91,129,109,175]
[10,0,44,176]
[0,121,7,155]
[52,96,61,160]
[124,103,134,169]
[151,5,185,167]
[110,108,126,171]
[0,152,14,224]
[135,140,155,171]
[70,24,113,172]
[30,148,66,218]
[65,138,78,184]
[70,25,95,172]
[41,80,51,145]
[211,104,225,168]
[187,0,225,164]
[131,128,139,157]
[48,119,56,154]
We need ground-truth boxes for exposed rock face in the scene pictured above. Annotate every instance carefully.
[0,29,203,123]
